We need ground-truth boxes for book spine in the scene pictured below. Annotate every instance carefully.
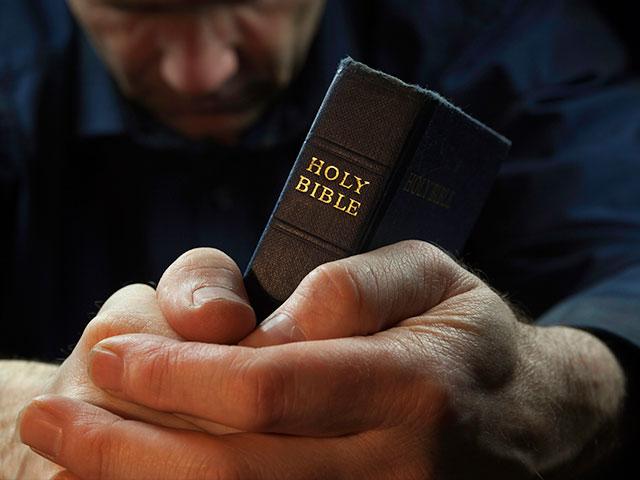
[243,59,511,320]
[366,98,510,254]
[244,59,428,319]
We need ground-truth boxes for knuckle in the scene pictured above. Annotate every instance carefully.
[398,239,444,261]
[121,282,156,297]
[83,283,157,348]
[83,312,128,349]
[236,359,287,431]
[469,286,517,331]
[81,418,125,480]
[306,262,364,313]
[401,240,449,286]
[401,239,479,298]
[478,287,521,360]
[395,239,448,270]
[133,343,178,408]
[98,283,156,313]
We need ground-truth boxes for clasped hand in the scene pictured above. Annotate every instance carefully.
[17,241,617,479]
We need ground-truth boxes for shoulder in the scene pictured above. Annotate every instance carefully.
[441,0,630,91]
[0,0,76,153]
[346,0,603,86]
[0,0,74,69]
[357,0,631,87]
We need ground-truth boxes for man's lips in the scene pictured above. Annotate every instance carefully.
[158,81,277,116]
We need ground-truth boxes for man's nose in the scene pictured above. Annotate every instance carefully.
[159,17,238,97]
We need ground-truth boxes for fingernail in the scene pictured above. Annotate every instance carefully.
[259,313,307,344]
[19,400,63,461]
[89,347,124,392]
[192,286,245,307]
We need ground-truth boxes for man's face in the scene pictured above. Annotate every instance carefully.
[67,0,326,143]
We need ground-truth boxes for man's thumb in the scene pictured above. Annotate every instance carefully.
[241,240,478,347]
[157,248,256,344]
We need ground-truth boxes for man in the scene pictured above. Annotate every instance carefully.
[1,0,638,478]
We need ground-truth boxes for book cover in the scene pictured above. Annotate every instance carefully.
[244,58,510,319]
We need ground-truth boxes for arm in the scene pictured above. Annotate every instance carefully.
[455,4,640,471]
[0,360,59,479]
[459,1,640,344]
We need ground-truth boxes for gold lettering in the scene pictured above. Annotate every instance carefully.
[295,175,311,193]
[411,176,428,197]
[403,173,416,193]
[339,171,355,190]
[310,181,322,198]
[307,157,325,176]
[354,176,371,195]
[403,172,455,208]
[333,193,348,212]
[318,186,334,204]
[324,165,340,182]
[346,199,361,217]
[295,158,372,216]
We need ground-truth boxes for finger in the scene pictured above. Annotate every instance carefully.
[70,283,237,435]
[78,283,180,352]
[19,395,245,480]
[88,333,446,436]
[157,248,256,344]
[241,240,479,347]
[19,395,417,480]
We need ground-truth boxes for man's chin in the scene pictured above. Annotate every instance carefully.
[159,109,263,144]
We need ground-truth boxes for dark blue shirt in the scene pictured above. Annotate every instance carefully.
[1,0,639,474]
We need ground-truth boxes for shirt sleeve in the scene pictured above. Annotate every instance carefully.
[452,4,640,474]
[455,0,640,350]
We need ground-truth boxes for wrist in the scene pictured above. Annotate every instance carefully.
[0,360,59,478]
[521,325,626,478]
[568,330,639,479]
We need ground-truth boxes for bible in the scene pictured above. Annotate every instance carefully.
[244,58,510,320]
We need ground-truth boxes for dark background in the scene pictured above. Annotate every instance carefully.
[596,1,637,67]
